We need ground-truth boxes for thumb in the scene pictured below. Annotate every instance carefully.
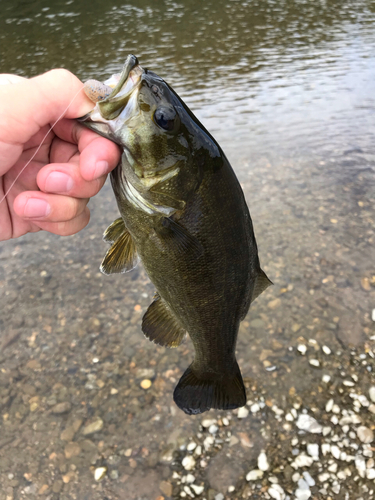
[0,68,94,146]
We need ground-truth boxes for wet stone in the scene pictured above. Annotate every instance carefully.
[82,418,104,435]
[51,401,71,414]
[159,480,173,497]
[64,442,81,459]
[357,426,374,444]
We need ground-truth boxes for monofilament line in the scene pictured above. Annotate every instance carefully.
[0,85,84,206]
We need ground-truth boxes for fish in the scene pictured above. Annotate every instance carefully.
[79,55,271,415]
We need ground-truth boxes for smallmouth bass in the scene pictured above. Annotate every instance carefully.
[80,55,271,414]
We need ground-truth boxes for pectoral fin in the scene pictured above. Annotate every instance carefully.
[157,217,204,259]
[100,220,139,275]
[103,217,126,243]
[142,293,186,347]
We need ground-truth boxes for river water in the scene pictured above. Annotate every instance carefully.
[0,1,374,499]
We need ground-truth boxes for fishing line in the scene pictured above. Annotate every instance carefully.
[0,85,85,206]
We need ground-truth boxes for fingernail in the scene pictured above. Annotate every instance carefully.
[45,172,74,193]
[23,199,51,218]
[94,160,109,178]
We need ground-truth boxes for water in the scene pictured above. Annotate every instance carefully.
[0,1,374,499]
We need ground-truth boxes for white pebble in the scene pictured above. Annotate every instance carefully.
[366,469,375,480]
[222,417,229,426]
[302,472,315,487]
[269,484,286,500]
[296,414,323,434]
[355,457,366,478]
[201,418,216,428]
[325,399,334,412]
[238,406,249,419]
[209,424,219,434]
[321,443,331,456]
[258,451,269,471]
[331,445,341,459]
[322,346,331,355]
[328,463,338,473]
[295,479,311,500]
[250,403,260,413]
[369,387,375,403]
[318,472,330,482]
[293,454,314,468]
[372,309,375,322]
[343,380,355,387]
[323,427,331,436]
[309,359,320,367]
[191,485,204,495]
[182,456,196,471]
[357,426,374,444]
[322,374,331,383]
[307,443,319,459]
[187,442,197,451]
[297,344,307,355]
[246,469,264,481]
[215,494,224,500]
[94,467,107,481]
[227,485,235,493]
[185,474,195,483]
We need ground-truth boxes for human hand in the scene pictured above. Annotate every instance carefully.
[0,69,121,241]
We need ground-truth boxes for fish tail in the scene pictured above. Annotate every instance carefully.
[173,362,246,415]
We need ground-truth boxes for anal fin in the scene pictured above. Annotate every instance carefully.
[100,219,139,275]
[142,293,186,348]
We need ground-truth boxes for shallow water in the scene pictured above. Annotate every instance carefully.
[0,1,375,499]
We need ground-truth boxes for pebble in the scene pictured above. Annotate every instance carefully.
[322,374,331,383]
[182,456,196,471]
[269,484,286,500]
[357,426,374,444]
[191,485,204,495]
[237,406,249,419]
[246,469,264,481]
[187,442,197,452]
[325,399,334,412]
[302,472,315,487]
[307,444,319,459]
[297,344,307,355]
[309,359,320,367]
[296,414,322,434]
[140,379,152,389]
[82,418,104,435]
[160,481,173,497]
[201,418,216,428]
[250,403,260,413]
[258,451,269,471]
[372,309,375,322]
[94,467,107,481]
[322,345,331,355]
[215,494,224,500]
[51,402,71,414]
[208,424,218,434]
[293,454,314,468]
[64,442,81,459]
[369,387,375,403]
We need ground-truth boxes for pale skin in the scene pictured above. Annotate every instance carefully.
[0,69,121,241]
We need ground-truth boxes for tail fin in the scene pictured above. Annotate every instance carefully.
[173,362,246,415]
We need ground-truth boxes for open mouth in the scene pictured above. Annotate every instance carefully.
[80,55,144,127]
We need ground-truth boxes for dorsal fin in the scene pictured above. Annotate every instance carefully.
[251,268,272,304]
[142,293,186,348]
[100,219,139,275]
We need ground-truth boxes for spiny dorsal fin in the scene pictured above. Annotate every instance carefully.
[100,223,139,275]
[103,217,126,243]
[251,268,272,304]
[142,293,186,348]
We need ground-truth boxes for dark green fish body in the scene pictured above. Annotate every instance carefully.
[81,56,271,414]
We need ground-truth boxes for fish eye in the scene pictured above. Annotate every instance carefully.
[154,106,177,132]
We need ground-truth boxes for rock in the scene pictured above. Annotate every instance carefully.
[52,480,63,493]
[64,442,81,459]
[209,424,219,434]
[306,444,319,459]
[237,407,249,419]
[159,480,173,497]
[357,426,374,444]
[322,346,331,355]
[136,368,155,379]
[269,484,286,500]
[309,359,320,367]
[94,467,107,481]
[182,456,196,471]
[60,426,76,442]
[51,402,71,414]
[296,414,322,434]
[202,418,217,428]
[267,298,281,309]
[258,451,269,471]
[369,387,375,403]
[292,454,313,468]
[82,418,104,435]
[246,469,264,481]
[140,379,152,389]
[191,484,204,495]
[297,345,307,355]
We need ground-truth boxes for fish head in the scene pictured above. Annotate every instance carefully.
[80,55,198,181]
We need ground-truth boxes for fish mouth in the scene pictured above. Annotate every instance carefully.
[78,54,144,138]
